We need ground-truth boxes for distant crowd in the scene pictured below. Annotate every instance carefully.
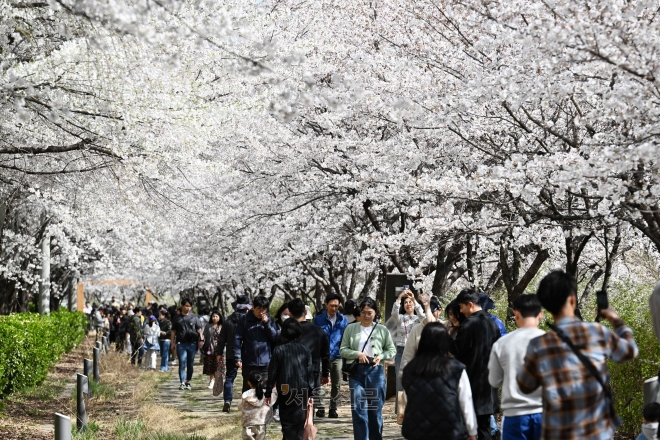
[83,270,657,440]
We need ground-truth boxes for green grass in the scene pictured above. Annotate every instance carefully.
[72,421,100,440]
[113,418,207,440]
[114,418,146,439]
[89,380,115,400]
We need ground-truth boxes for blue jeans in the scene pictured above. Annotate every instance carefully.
[177,343,197,383]
[502,413,542,440]
[349,364,385,440]
[491,415,500,435]
[394,346,404,414]
[159,340,170,371]
[224,362,239,403]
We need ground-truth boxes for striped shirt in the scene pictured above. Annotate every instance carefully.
[517,317,638,440]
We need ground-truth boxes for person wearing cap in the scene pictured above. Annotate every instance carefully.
[216,294,251,412]
[142,315,161,370]
[398,294,444,423]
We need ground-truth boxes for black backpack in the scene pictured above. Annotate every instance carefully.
[177,316,199,343]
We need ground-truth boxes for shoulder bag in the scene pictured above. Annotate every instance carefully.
[549,323,621,426]
[342,324,377,375]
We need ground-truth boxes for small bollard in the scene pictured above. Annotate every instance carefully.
[54,412,71,440]
[93,347,101,383]
[96,340,102,351]
[76,374,88,432]
[83,359,93,397]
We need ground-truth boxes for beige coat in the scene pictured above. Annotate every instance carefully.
[399,312,445,380]
[238,388,278,427]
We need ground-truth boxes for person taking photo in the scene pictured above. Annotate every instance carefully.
[517,270,639,440]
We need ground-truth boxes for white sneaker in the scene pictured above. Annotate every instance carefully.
[273,408,280,422]
[208,379,215,390]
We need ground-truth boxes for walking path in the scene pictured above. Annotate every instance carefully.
[154,357,404,439]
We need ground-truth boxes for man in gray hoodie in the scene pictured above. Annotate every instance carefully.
[488,294,545,440]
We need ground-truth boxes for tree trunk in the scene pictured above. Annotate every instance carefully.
[38,235,50,315]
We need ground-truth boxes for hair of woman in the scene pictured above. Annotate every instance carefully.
[209,310,223,326]
[248,370,265,400]
[399,295,415,315]
[359,297,381,321]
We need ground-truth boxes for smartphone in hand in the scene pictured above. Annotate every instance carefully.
[595,290,608,322]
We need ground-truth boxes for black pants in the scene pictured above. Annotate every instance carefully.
[279,390,307,440]
[116,332,125,352]
[241,365,268,393]
[477,414,493,440]
[131,341,144,366]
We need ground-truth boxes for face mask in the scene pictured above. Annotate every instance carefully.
[642,422,658,440]
[281,315,290,321]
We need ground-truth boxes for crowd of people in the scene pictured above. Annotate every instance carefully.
[82,269,653,440]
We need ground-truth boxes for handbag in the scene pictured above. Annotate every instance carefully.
[212,368,225,397]
[303,398,317,440]
[342,324,378,375]
[549,323,621,426]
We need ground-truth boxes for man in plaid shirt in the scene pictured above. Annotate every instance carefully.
[517,270,638,440]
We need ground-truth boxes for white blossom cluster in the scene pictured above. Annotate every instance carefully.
[0,0,659,309]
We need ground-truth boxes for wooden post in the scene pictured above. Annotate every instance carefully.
[93,348,100,383]
[76,374,88,431]
[77,283,84,312]
[83,359,93,397]
[54,413,72,440]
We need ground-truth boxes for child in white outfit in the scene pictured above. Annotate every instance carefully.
[239,370,277,440]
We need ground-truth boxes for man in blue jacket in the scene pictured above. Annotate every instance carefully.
[233,295,279,393]
[313,294,348,418]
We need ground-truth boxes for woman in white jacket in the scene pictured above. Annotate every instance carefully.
[142,316,160,369]
[392,289,426,414]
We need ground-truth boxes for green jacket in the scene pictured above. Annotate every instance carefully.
[128,315,144,341]
[340,322,396,360]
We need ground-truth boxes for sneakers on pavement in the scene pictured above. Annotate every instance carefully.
[315,409,325,418]
[329,409,339,418]
[184,383,192,391]
[179,383,186,390]
[208,379,215,390]
[222,402,231,413]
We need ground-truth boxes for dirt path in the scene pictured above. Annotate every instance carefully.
[154,357,404,439]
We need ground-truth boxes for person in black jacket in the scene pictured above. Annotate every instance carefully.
[216,295,250,413]
[451,289,500,440]
[115,307,128,352]
[402,322,477,440]
[287,298,330,417]
[233,295,279,396]
[264,318,313,440]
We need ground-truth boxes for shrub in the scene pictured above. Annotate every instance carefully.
[606,281,660,438]
[0,310,88,397]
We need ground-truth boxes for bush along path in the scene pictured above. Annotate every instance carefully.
[154,355,404,440]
